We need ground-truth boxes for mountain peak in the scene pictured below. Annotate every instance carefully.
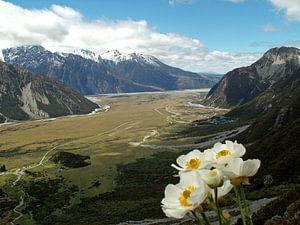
[99,50,161,66]
[2,45,216,95]
[254,46,300,72]
[100,49,122,61]
[264,46,300,55]
[3,45,49,58]
[13,45,46,53]
[204,46,300,107]
[70,49,99,62]
[3,45,65,70]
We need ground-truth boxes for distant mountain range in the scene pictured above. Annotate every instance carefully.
[2,46,218,95]
[197,72,223,84]
[203,47,300,107]
[0,61,98,123]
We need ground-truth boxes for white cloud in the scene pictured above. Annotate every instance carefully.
[261,24,283,32]
[269,0,300,22]
[168,0,197,6]
[225,0,245,3]
[0,0,262,73]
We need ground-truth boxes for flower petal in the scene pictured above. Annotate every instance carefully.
[241,159,261,177]
[213,180,233,199]
[222,157,243,178]
[176,155,187,168]
[188,187,207,205]
[232,141,246,158]
[162,184,181,204]
[162,206,188,219]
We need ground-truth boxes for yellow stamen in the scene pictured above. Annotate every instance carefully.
[179,186,195,207]
[216,150,231,160]
[209,170,217,177]
[185,158,201,169]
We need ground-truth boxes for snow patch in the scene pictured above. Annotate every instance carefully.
[0,50,4,62]
[71,49,100,62]
[100,50,122,62]
[88,105,110,115]
[104,105,110,112]
[100,50,160,66]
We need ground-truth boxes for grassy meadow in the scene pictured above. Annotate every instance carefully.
[0,90,231,224]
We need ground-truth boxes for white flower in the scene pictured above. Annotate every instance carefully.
[200,168,224,188]
[161,171,210,218]
[172,149,210,172]
[222,158,261,185]
[210,180,233,199]
[204,140,246,167]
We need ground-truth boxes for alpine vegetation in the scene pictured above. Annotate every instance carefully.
[162,140,261,225]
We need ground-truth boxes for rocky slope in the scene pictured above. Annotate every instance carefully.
[204,47,300,107]
[233,68,300,186]
[2,46,216,95]
[0,61,98,122]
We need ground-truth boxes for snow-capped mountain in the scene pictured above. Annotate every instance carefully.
[99,50,161,66]
[2,45,217,95]
[71,49,100,62]
[62,49,163,67]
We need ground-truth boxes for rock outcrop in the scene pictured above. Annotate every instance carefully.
[0,61,98,121]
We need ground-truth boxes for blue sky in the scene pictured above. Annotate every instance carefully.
[1,0,300,72]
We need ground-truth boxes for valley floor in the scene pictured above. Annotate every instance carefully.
[0,89,236,225]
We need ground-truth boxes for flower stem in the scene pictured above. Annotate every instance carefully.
[191,211,204,225]
[214,187,222,225]
[240,185,253,225]
[201,212,211,225]
[234,186,247,225]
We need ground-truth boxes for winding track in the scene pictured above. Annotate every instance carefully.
[1,96,230,224]
[2,119,141,224]
[6,145,59,225]
[0,105,114,224]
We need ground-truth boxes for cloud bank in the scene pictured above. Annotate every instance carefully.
[269,0,300,22]
[0,0,262,73]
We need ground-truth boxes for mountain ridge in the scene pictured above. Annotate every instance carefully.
[2,45,218,95]
[0,61,98,122]
[235,69,300,186]
[203,47,300,107]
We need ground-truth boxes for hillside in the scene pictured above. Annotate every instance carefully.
[0,61,98,122]
[232,69,300,186]
[203,47,300,107]
[2,46,216,95]
[227,67,300,120]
